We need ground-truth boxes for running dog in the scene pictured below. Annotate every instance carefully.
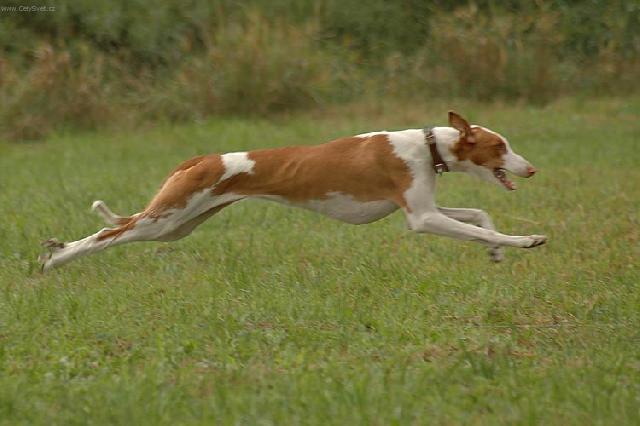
[39,111,546,272]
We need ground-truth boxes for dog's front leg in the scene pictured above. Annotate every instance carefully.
[406,210,547,251]
[438,207,504,262]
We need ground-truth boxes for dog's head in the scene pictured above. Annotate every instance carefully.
[448,111,536,190]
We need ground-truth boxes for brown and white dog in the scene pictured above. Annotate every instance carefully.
[39,111,546,272]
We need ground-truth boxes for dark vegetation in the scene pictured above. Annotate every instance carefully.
[1,0,638,140]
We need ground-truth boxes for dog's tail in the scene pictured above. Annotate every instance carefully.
[91,200,134,226]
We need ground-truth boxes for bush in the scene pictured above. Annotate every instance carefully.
[0,44,114,140]
[161,12,340,117]
[0,1,638,141]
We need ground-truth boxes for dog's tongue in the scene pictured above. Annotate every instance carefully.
[504,180,516,190]
[495,168,516,190]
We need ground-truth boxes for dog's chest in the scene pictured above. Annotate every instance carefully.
[265,192,398,224]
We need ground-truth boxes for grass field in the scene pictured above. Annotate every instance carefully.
[1,98,639,424]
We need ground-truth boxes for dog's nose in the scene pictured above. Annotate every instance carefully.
[526,165,536,177]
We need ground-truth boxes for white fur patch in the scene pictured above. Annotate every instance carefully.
[303,192,397,224]
[356,131,387,138]
[220,152,255,182]
[159,190,244,230]
[257,193,396,224]
[386,130,437,212]
[389,129,433,161]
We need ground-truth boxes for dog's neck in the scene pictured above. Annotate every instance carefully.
[430,127,463,172]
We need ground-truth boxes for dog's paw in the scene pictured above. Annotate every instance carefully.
[38,238,65,273]
[37,251,52,272]
[488,246,504,262]
[42,238,65,250]
[522,235,547,248]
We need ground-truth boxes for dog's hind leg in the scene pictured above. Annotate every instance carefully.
[39,215,159,272]
[39,153,239,272]
[157,202,233,241]
[40,199,236,272]
[438,207,504,262]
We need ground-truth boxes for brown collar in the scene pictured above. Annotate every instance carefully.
[424,127,449,175]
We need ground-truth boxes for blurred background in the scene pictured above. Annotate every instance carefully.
[1,0,638,141]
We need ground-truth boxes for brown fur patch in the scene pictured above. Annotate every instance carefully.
[145,155,225,216]
[99,134,414,242]
[213,135,413,208]
[451,127,506,169]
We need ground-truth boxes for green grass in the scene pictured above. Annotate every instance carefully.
[1,98,639,425]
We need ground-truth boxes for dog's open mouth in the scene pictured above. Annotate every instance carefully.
[494,168,516,190]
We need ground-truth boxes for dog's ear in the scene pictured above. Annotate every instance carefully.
[448,111,476,144]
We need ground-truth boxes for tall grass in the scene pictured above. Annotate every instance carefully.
[0,0,638,140]
[140,12,342,119]
[0,45,115,140]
